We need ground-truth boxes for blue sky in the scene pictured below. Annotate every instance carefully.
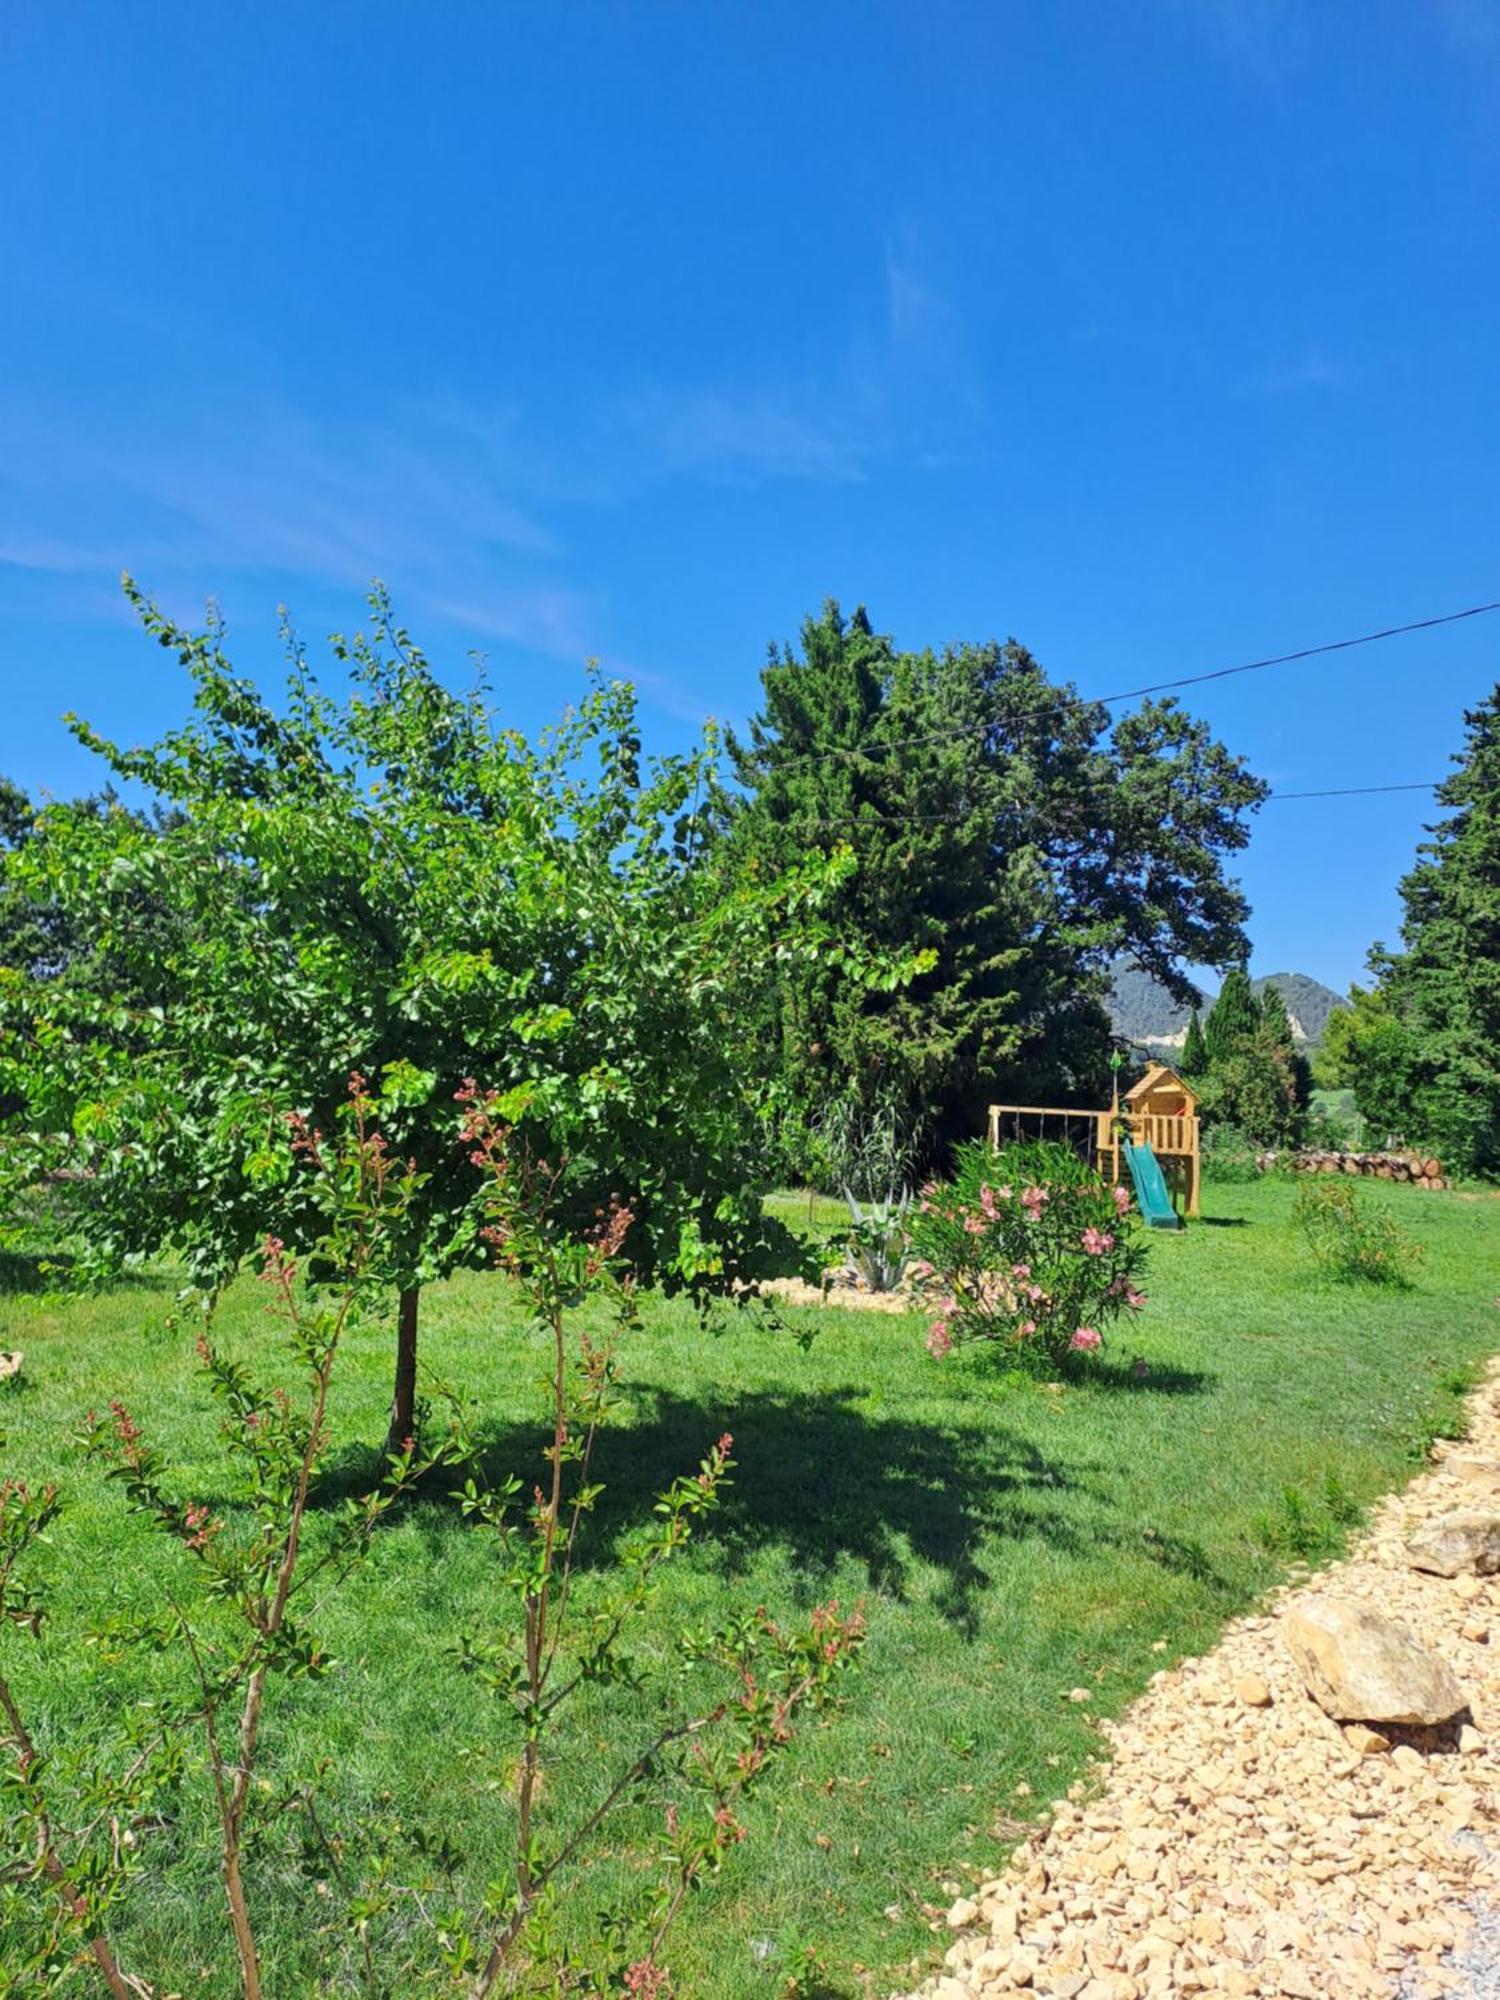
[3,1,1498,993]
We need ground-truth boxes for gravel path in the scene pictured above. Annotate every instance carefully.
[906,1357,1500,2000]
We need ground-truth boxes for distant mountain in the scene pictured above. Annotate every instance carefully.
[1252,971,1347,1047]
[1107,961,1347,1051]
[1108,962,1197,1048]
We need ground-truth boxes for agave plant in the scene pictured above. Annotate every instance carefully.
[814,1085,927,1293]
[842,1193,912,1292]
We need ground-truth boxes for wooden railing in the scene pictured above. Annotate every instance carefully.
[988,1103,1202,1216]
[986,1104,1098,1150]
[1094,1111,1199,1158]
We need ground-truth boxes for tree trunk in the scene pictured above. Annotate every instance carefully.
[386,1286,419,1459]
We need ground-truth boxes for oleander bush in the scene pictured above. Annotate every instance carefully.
[907,1139,1147,1369]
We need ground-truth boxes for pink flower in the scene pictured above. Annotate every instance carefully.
[1125,1287,1147,1310]
[979,1184,999,1219]
[1069,1327,1102,1351]
[1011,1263,1031,1279]
[964,1214,986,1234]
[1021,1185,1048,1216]
[1026,1283,1046,1303]
[909,1258,935,1280]
[926,1320,953,1359]
[995,1185,1013,1200]
[1019,1319,1038,1337]
[1113,1184,1132,1215]
[1081,1227,1115,1256]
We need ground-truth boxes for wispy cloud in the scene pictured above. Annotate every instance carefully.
[0,391,593,655]
[1434,0,1500,58]
[1153,0,1309,79]
[604,383,863,486]
[0,242,978,714]
[1236,349,1353,396]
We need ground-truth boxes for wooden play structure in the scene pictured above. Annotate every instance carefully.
[987,1062,1202,1220]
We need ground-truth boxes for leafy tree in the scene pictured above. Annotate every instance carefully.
[1367,687,1500,1171]
[1180,1008,1208,1078]
[0,586,860,1451]
[0,777,81,988]
[721,602,1267,1166]
[1314,982,1414,1143]
[1202,966,1259,1065]
[1195,1028,1301,1147]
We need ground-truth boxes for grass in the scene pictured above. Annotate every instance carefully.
[2,1177,1499,1996]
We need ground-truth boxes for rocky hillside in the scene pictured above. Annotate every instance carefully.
[1254,971,1346,1045]
[1108,961,1346,1050]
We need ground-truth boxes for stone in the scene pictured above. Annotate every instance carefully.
[1453,1574,1485,1602]
[1461,1619,1490,1642]
[1342,1722,1392,1756]
[1460,1723,1486,1754]
[1281,1595,1466,1725]
[0,1351,21,1381]
[1067,1687,1094,1704]
[1404,1510,1500,1576]
[1234,1674,1272,1707]
[1451,1455,1500,1492]
[946,1897,978,1929]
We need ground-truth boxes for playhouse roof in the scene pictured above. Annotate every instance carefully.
[1123,1062,1197,1105]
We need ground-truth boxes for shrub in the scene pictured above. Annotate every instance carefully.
[1200,1123,1262,1183]
[906,1139,1147,1369]
[1304,1093,1361,1151]
[1293,1178,1424,1287]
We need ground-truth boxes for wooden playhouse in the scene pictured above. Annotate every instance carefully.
[987,1061,1201,1219]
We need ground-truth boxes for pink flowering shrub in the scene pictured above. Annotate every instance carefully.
[908,1140,1148,1368]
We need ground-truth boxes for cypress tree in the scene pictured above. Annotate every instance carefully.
[1258,981,1295,1053]
[1203,966,1259,1064]
[1180,1007,1208,1076]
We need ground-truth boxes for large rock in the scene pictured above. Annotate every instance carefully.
[1405,1511,1500,1578]
[1282,1594,1466,1725]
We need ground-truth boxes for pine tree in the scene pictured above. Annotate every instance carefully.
[1377,687,1500,1171]
[1180,1007,1207,1076]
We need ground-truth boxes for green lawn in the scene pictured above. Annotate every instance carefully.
[2,1178,1498,1996]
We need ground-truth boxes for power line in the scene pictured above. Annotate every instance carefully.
[777,778,1445,832]
[1266,780,1443,801]
[753,596,1500,774]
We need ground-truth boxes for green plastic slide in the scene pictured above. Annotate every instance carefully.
[1122,1140,1183,1231]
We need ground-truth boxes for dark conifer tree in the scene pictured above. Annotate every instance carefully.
[1375,688,1500,1170]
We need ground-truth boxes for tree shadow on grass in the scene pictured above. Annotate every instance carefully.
[0,1248,74,1295]
[0,1248,173,1297]
[320,1373,1229,1637]
[1076,1357,1217,1395]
